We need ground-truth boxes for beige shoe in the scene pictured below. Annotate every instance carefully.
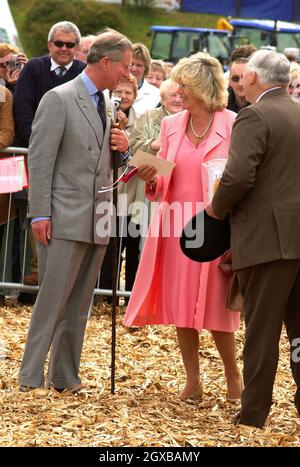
[226,374,244,402]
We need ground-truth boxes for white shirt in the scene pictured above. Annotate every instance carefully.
[50,57,73,73]
[132,80,161,118]
[256,87,282,102]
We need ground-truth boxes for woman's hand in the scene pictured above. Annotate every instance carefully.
[138,164,157,183]
[150,139,160,152]
[116,109,128,128]
[6,67,22,86]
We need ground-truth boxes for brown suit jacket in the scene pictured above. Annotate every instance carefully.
[212,88,300,270]
[0,85,15,225]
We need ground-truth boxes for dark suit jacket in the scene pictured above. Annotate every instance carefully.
[212,88,300,270]
[13,56,86,147]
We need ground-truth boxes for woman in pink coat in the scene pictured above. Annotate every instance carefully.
[123,53,242,402]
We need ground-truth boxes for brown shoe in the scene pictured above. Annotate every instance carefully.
[23,272,38,286]
[0,295,5,307]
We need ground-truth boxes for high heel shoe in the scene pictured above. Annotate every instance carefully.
[179,383,203,401]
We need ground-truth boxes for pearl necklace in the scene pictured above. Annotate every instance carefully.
[190,113,214,139]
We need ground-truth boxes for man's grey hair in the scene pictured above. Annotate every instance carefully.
[247,50,291,85]
[87,28,132,64]
[48,21,81,44]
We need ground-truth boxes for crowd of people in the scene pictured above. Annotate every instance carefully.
[1,20,300,429]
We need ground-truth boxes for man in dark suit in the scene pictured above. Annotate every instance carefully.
[12,21,86,293]
[18,29,132,394]
[207,50,300,428]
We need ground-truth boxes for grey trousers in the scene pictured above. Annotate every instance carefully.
[237,259,300,427]
[19,238,106,388]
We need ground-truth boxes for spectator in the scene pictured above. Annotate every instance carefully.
[0,84,15,306]
[130,43,160,117]
[129,78,183,156]
[230,44,257,62]
[0,43,28,92]
[99,74,138,304]
[75,35,96,63]
[14,21,85,148]
[288,61,300,103]
[110,74,138,134]
[146,59,169,88]
[227,58,250,113]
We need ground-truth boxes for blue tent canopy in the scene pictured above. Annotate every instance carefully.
[182,0,300,22]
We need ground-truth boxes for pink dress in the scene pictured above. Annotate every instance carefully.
[123,109,240,332]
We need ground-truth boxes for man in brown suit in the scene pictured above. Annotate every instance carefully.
[207,50,300,428]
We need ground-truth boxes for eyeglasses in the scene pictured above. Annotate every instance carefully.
[53,40,77,49]
[0,62,10,68]
[230,75,243,83]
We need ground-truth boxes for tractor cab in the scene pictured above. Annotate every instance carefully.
[150,25,230,66]
[230,19,300,55]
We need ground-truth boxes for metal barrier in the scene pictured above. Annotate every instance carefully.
[0,147,131,301]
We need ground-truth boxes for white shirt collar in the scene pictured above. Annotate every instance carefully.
[256,87,282,102]
[50,57,73,71]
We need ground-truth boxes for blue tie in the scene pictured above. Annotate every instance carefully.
[97,91,106,133]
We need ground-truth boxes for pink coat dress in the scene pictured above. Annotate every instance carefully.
[123,109,240,332]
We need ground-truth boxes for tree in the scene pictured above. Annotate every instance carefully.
[23,0,124,57]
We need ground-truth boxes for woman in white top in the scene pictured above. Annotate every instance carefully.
[130,43,161,117]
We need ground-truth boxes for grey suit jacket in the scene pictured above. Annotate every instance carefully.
[212,88,300,270]
[27,75,124,245]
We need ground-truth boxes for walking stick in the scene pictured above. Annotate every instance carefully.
[110,99,126,394]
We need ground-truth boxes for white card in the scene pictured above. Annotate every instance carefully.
[130,150,176,176]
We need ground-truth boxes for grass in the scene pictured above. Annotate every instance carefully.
[8,0,220,56]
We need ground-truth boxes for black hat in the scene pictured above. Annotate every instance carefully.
[180,210,230,262]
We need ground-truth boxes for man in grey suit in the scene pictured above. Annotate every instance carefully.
[19,29,133,393]
[207,50,300,427]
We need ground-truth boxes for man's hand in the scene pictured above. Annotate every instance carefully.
[205,201,220,219]
[31,220,52,245]
[219,250,233,274]
[110,128,129,153]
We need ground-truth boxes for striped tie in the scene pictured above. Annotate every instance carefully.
[56,66,66,78]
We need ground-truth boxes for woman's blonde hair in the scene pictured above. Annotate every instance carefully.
[289,61,300,82]
[171,52,228,111]
[149,59,169,80]
[132,43,151,77]
[0,43,19,58]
